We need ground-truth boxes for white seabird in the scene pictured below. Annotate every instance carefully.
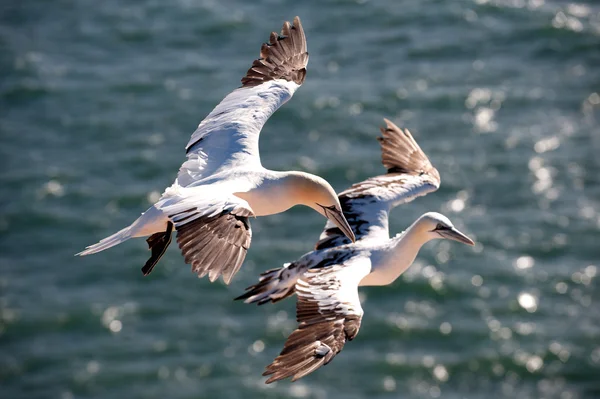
[236,119,475,383]
[77,16,355,284]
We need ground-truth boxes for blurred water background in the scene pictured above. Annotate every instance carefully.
[1,0,600,398]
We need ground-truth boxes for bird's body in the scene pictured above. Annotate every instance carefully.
[237,119,475,383]
[238,225,427,306]
[77,17,355,284]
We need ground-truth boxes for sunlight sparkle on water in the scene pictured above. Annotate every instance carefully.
[109,320,122,332]
[289,383,310,398]
[433,364,449,382]
[249,340,265,355]
[449,198,465,213]
[534,136,560,154]
[86,361,100,374]
[39,180,65,198]
[474,107,497,133]
[518,292,538,312]
[471,275,483,286]
[440,322,452,335]
[552,11,583,32]
[526,355,544,373]
[555,282,568,294]
[383,376,396,392]
[515,256,534,270]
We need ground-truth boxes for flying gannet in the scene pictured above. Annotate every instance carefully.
[77,17,355,284]
[236,119,475,383]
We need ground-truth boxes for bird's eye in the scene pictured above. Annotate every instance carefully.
[435,223,445,230]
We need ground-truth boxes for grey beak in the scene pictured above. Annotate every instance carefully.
[440,227,475,246]
[324,206,356,243]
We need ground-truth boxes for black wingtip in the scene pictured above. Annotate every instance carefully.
[141,263,154,276]
[233,292,250,301]
[141,222,174,276]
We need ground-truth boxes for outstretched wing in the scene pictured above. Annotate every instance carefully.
[177,16,309,186]
[263,257,371,383]
[315,119,440,250]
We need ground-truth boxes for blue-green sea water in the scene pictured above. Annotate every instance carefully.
[2,1,599,398]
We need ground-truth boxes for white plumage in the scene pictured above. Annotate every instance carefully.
[177,79,299,187]
[77,16,356,284]
[237,119,475,383]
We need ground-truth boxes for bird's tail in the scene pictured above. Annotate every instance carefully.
[76,205,166,257]
[234,263,301,305]
[76,225,133,256]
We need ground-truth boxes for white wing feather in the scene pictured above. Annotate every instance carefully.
[177,80,300,186]
[315,120,441,250]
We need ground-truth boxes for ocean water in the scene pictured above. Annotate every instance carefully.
[1,0,599,398]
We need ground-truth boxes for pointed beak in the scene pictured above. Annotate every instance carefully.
[324,206,356,243]
[440,227,475,246]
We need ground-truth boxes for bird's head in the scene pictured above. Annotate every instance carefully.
[416,212,475,246]
[290,172,356,243]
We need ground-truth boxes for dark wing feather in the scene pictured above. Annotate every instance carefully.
[315,119,440,250]
[263,259,369,383]
[141,221,174,276]
[241,16,308,87]
[235,248,357,305]
[171,207,253,285]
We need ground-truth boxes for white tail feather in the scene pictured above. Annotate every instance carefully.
[76,205,168,256]
[76,226,133,256]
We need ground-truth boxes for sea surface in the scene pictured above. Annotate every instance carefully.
[1,1,599,398]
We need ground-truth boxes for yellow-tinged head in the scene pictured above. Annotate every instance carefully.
[287,172,356,243]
